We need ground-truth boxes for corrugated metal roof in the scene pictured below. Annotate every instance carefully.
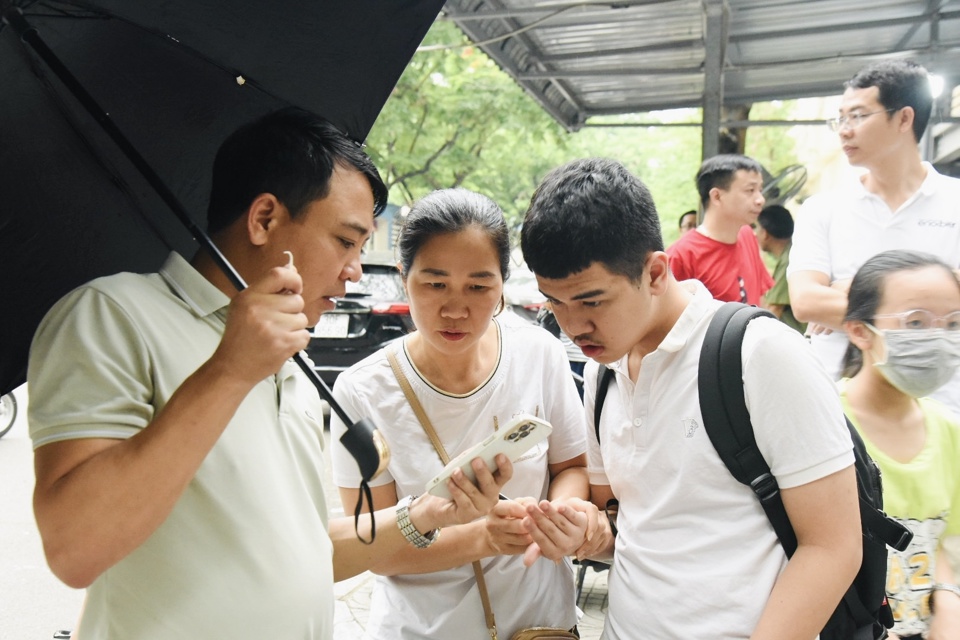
[442,0,960,130]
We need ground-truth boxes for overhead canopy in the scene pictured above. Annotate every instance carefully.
[441,0,960,132]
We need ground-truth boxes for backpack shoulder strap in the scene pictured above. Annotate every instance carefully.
[698,302,798,556]
[594,365,616,444]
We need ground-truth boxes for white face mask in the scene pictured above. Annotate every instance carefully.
[866,325,960,398]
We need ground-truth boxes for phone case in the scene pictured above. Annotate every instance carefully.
[424,413,553,499]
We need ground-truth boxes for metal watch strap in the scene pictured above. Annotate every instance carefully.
[396,495,439,549]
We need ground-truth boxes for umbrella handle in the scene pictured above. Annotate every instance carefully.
[2,6,390,484]
[292,353,390,482]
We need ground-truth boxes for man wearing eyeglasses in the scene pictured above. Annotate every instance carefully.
[788,59,960,419]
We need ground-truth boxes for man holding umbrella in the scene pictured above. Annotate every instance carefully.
[26,108,510,638]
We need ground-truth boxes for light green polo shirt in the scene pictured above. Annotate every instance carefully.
[29,252,333,639]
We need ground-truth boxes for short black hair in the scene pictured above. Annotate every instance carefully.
[845,60,933,142]
[695,154,763,208]
[206,107,388,235]
[757,205,794,240]
[521,158,662,282]
[678,210,697,229]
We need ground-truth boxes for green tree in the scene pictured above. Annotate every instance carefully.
[366,20,568,226]
[368,20,802,242]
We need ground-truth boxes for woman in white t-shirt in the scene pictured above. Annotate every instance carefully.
[330,188,592,639]
[840,249,960,640]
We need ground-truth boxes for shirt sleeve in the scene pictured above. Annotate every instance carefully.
[540,334,588,464]
[764,259,790,306]
[329,364,397,489]
[28,286,151,448]
[924,401,960,537]
[787,194,833,278]
[741,317,854,489]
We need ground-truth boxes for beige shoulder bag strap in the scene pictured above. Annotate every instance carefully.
[386,345,500,640]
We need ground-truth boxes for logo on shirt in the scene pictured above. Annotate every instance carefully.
[681,418,699,438]
[917,219,957,228]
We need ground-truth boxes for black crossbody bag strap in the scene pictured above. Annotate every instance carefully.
[593,365,615,445]
[697,303,798,555]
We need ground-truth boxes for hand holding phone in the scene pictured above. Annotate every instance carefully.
[424,414,552,499]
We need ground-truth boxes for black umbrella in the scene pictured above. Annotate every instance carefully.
[0,0,445,491]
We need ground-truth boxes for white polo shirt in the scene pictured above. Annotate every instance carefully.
[586,281,853,640]
[29,252,334,639]
[789,163,960,415]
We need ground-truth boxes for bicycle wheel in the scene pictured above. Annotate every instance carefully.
[0,392,17,439]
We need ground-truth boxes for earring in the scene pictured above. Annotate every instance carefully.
[494,294,505,317]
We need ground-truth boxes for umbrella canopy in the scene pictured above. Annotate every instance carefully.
[0,0,445,395]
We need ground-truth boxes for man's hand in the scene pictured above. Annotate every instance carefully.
[213,262,311,385]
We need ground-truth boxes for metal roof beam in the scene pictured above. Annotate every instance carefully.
[448,0,587,129]
[515,43,960,79]
[895,0,949,51]
[733,8,960,42]
[538,38,702,62]
[702,0,726,159]
[441,0,678,21]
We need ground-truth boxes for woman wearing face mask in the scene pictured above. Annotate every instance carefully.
[841,249,960,640]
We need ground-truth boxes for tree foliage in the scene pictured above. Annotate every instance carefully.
[367,19,802,243]
[366,20,569,224]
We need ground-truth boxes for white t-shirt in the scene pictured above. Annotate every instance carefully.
[586,281,854,640]
[331,317,587,639]
[788,163,960,416]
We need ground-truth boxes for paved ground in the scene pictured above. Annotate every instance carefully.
[0,385,86,639]
[1,384,609,639]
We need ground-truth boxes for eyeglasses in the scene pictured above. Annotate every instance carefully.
[826,108,897,132]
[871,309,960,332]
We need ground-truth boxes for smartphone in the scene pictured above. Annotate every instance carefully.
[424,413,552,499]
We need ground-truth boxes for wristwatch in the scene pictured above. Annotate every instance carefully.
[396,495,440,549]
[933,583,960,599]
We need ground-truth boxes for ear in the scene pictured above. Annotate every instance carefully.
[897,106,915,135]
[245,193,284,247]
[844,319,874,352]
[709,186,722,207]
[647,251,671,294]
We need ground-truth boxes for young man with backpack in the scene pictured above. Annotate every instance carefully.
[519,158,864,639]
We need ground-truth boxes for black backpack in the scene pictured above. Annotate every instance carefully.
[593,302,914,640]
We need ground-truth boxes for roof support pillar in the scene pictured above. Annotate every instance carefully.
[702,0,727,160]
